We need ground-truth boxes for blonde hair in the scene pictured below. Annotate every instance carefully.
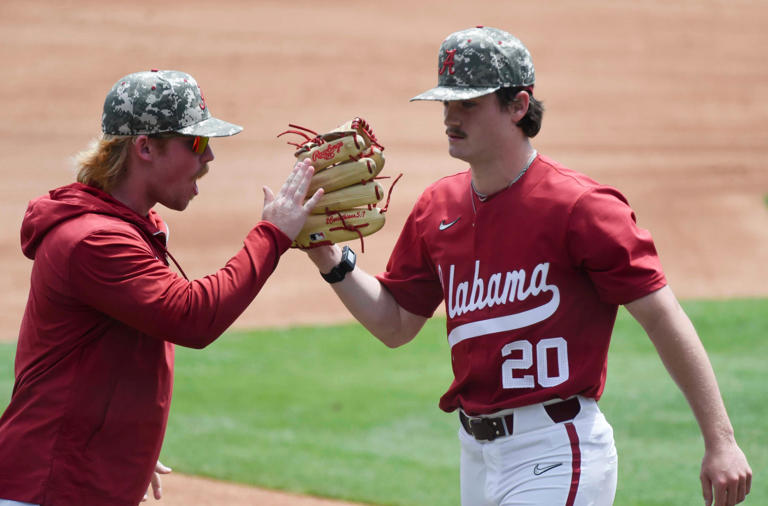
[75,135,135,193]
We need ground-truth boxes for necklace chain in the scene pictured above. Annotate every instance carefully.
[471,150,537,201]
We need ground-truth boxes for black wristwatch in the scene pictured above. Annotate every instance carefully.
[321,245,356,283]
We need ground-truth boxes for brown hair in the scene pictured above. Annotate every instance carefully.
[495,87,544,138]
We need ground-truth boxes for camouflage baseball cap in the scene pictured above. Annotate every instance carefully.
[410,26,535,102]
[102,69,243,137]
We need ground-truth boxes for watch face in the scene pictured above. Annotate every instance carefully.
[322,246,356,283]
[341,245,356,270]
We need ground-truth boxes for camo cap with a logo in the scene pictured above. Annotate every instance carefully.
[410,26,535,102]
[102,69,243,137]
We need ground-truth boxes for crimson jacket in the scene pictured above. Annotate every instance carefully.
[0,183,291,505]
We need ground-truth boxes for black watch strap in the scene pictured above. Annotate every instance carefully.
[321,246,356,284]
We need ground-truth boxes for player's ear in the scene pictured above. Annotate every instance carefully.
[132,135,154,161]
[509,91,530,122]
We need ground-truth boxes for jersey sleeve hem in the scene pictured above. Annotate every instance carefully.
[375,274,440,318]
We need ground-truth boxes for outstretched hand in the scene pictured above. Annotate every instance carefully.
[262,159,324,240]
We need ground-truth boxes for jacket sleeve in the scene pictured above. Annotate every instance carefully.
[68,221,292,348]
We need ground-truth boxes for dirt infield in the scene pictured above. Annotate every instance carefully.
[1,1,766,504]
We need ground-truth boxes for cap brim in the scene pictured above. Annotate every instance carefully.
[410,86,500,102]
[176,116,243,137]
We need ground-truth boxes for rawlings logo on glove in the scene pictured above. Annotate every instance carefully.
[278,117,400,251]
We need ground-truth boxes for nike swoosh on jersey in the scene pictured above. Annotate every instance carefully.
[438,217,461,231]
[533,463,563,475]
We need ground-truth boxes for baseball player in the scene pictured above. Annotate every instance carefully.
[305,27,752,505]
[0,70,322,505]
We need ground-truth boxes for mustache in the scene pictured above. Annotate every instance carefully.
[196,163,210,179]
[446,128,466,138]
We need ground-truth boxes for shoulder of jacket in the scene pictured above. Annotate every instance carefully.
[47,213,146,249]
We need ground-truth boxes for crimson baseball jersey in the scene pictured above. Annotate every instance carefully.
[376,154,666,416]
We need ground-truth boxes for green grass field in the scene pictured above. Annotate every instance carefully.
[0,298,765,505]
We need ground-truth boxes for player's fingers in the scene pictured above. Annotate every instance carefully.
[296,157,313,171]
[731,476,746,505]
[277,166,301,201]
[288,159,306,180]
[287,158,311,188]
[297,159,315,183]
[150,459,172,501]
[737,478,747,503]
[303,188,325,212]
[151,471,163,500]
[729,488,737,506]
[276,162,301,198]
[263,186,275,207]
[156,461,172,474]
[713,482,727,506]
[701,475,713,506]
[293,162,315,201]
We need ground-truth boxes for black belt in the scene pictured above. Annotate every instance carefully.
[459,397,582,442]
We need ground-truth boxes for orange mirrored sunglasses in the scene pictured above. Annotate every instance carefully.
[191,136,209,154]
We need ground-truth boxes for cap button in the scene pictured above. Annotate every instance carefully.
[151,69,159,72]
[476,25,484,28]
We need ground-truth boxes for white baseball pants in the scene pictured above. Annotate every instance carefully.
[459,396,617,506]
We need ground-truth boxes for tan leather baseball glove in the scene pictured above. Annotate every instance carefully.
[278,118,399,251]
